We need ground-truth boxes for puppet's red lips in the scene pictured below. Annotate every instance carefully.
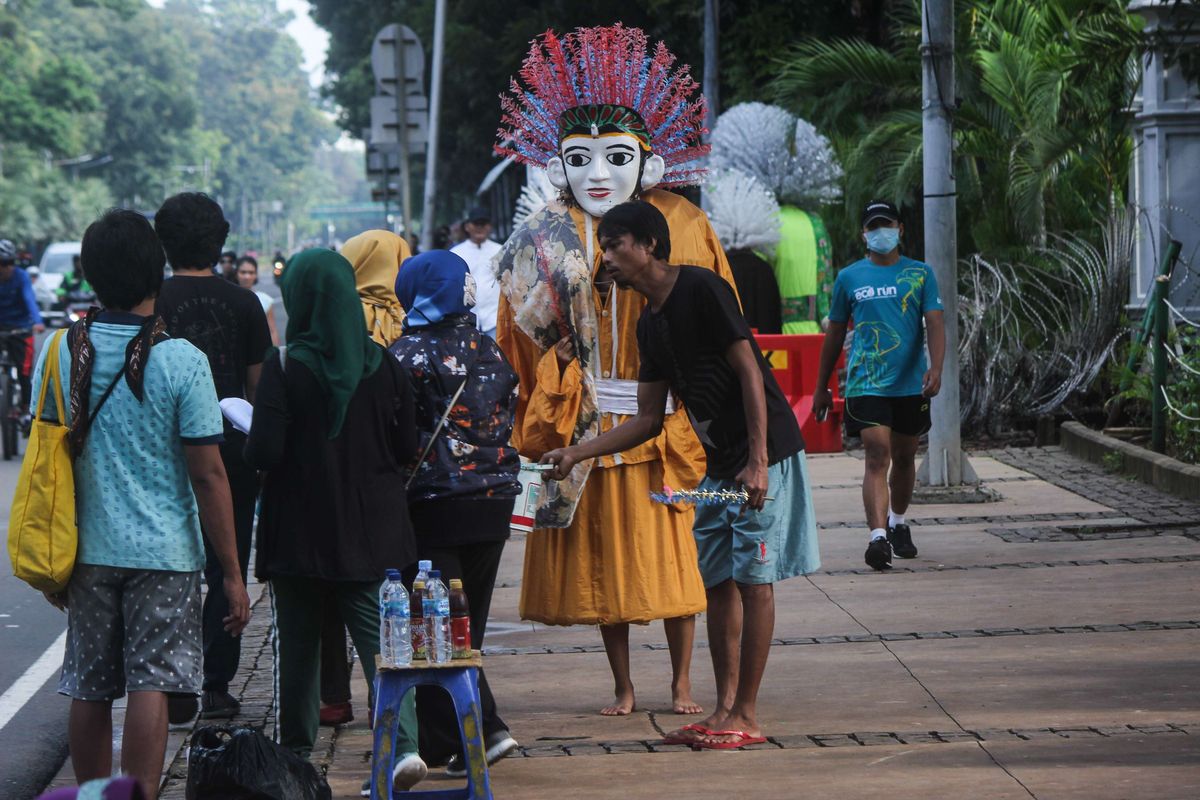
[587,189,611,198]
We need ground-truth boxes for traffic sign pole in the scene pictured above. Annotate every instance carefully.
[419,0,446,251]
[393,30,413,244]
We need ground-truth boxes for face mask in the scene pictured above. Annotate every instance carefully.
[864,227,900,254]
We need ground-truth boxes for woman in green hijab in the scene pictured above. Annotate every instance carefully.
[246,249,427,791]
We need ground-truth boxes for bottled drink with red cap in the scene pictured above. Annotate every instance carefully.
[449,579,471,659]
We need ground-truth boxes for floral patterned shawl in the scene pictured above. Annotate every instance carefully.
[493,201,600,527]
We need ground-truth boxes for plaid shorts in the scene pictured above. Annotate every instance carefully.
[58,563,202,701]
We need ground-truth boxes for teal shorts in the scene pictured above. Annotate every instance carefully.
[692,451,821,588]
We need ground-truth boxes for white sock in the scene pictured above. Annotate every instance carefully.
[888,510,906,528]
[870,527,888,541]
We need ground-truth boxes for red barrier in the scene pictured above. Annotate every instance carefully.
[755,333,844,453]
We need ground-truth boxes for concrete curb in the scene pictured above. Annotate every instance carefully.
[1060,421,1200,501]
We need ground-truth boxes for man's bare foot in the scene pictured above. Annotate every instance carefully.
[671,682,703,714]
[663,709,725,743]
[696,712,762,747]
[600,690,635,716]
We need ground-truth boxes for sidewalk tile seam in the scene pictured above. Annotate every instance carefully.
[481,620,1200,656]
[505,722,1193,758]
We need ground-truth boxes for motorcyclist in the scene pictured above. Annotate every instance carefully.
[0,239,46,419]
[55,254,94,307]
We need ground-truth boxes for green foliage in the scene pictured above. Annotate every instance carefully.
[0,0,336,248]
[160,0,337,250]
[1106,323,1200,465]
[307,0,864,226]
[1101,450,1124,473]
[1165,328,1200,464]
[773,0,1143,265]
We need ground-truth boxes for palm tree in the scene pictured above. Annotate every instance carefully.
[773,0,1142,258]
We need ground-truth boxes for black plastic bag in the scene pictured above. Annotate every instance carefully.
[185,725,332,800]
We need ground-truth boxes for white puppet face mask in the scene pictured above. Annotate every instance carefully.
[547,133,665,218]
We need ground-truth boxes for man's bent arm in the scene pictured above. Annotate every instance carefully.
[541,380,669,473]
[726,339,770,509]
[185,443,250,634]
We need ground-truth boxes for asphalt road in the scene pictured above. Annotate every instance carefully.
[0,428,72,800]
[0,275,286,799]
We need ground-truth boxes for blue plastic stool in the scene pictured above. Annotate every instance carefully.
[371,652,492,800]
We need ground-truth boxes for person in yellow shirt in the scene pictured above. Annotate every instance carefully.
[493,24,736,718]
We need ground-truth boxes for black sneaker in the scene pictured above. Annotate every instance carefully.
[864,537,893,571]
[199,689,241,719]
[887,524,918,559]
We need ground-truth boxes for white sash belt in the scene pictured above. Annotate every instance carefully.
[595,378,676,417]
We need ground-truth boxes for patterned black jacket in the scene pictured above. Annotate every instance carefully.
[388,314,521,503]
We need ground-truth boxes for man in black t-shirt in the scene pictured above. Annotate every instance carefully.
[543,201,820,751]
[155,193,272,721]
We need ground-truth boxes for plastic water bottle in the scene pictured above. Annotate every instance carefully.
[410,580,427,661]
[415,559,432,587]
[379,569,411,666]
[449,579,471,659]
[424,570,452,664]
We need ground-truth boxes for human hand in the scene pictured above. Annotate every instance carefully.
[554,335,575,376]
[223,576,251,636]
[43,590,67,611]
[813,388,833,423]
[33,323,45,334]
[541,447,579,481]
[734,459,769,512]
[922,368,942,398]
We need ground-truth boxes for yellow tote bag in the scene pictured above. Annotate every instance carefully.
[8,329,76,592]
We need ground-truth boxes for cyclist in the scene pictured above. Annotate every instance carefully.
[0,239,47,418]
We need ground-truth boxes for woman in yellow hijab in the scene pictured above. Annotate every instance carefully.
[317,230,411,730]
[341,230,410,346]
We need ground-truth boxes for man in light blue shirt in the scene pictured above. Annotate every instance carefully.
[31,209,249,800]
[814,201,946,571]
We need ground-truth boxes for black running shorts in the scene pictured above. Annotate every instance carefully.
[844,394,931,438]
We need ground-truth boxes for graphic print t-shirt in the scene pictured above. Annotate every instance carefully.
[829,256,942,398]
[156,275,272,400]
[637,266,803,479]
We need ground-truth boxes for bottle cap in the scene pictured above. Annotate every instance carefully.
[449,578,463,589]
[386,569,401,579]
[418,560,432,571]
[430,570,441,578]
[413,580,425,589]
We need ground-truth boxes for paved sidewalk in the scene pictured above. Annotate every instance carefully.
[48,446,1200,798]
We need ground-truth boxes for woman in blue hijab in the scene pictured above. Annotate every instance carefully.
[389,250,522,775]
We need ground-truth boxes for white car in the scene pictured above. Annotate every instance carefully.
[37,241,82,296]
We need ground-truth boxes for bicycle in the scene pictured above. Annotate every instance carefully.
[0,328,33,461]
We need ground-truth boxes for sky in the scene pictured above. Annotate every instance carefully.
[277,0,329,88]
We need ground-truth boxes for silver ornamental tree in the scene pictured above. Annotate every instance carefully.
[709,102,842,208]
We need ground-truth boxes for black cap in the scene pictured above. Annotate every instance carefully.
[466,206,491,224]
[861,200,900,227]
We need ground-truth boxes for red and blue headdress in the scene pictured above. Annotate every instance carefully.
[496,24,710,187]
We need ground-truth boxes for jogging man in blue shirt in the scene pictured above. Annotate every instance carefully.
[813,201,945,570]
[0,238,46,417]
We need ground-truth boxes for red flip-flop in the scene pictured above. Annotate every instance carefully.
[693,729,768,750]
[661,723,712,745]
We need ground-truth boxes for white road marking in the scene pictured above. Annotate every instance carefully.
[0,630,66,733]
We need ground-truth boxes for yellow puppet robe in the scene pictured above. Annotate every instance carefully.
[496,189,737,625]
